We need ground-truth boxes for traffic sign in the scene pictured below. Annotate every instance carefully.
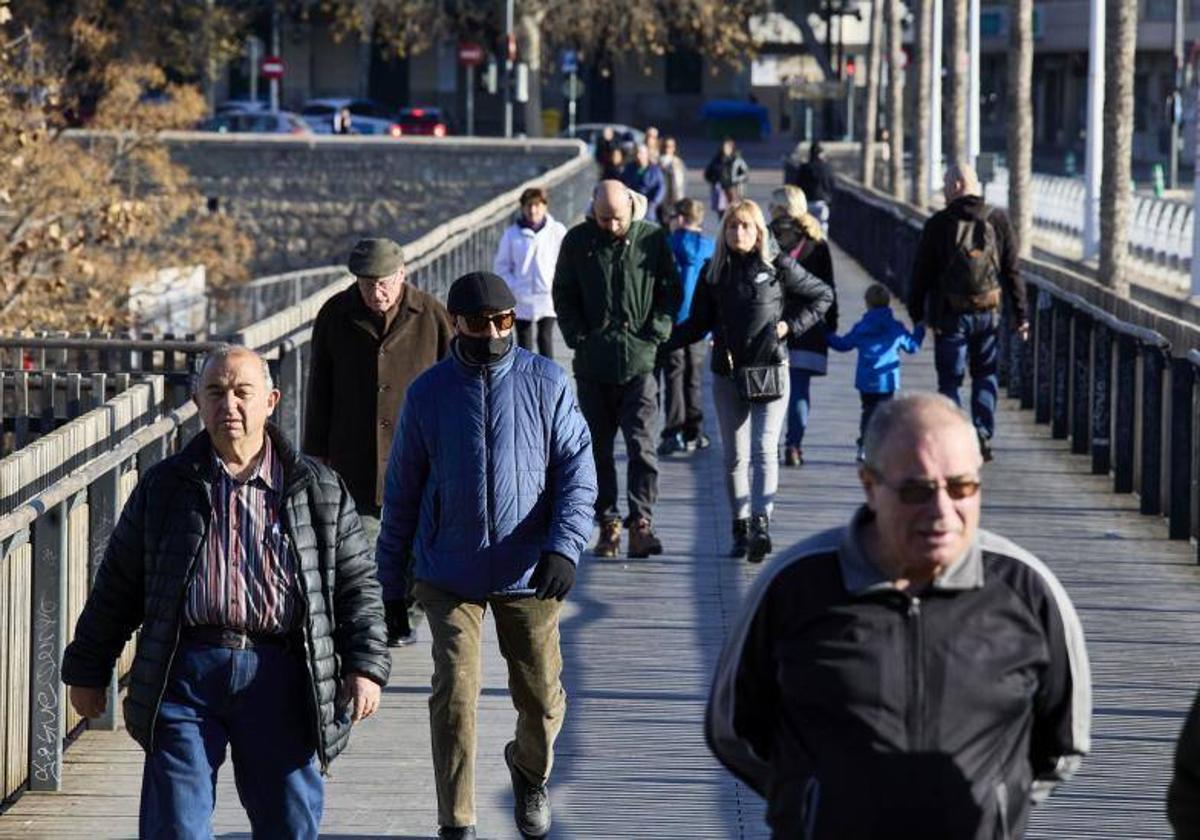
[561,76,585,100]
[560,49,579,75]
[260,56,285,79]
[458,41,485,66]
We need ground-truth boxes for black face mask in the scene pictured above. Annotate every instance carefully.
[456,332,512,365]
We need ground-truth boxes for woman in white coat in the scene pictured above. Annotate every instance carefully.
[493,187,568,357]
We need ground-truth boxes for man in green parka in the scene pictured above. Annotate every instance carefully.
[552,180,683,558]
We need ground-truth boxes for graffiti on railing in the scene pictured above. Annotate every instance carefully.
[31,593,61,785]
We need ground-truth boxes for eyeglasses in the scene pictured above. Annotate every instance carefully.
[357,274,403,290]
[867,470,982,505]
[461,311,516,333]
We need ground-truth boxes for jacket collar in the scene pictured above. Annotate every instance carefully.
[838,505,984,595]
[449,335,519,378]
[337,282,427,340]
[176,423,314,496]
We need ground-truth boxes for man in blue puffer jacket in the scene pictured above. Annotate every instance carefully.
[376,271,596,840]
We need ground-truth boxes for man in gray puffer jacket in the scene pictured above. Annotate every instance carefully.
[63,345,390,839]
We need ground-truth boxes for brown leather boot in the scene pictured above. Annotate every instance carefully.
[592,519,622,558]
[627,518,663,558]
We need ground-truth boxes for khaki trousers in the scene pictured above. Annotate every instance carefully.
[413,580,566,828]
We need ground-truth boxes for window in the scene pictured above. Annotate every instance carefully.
[666,49,702,95]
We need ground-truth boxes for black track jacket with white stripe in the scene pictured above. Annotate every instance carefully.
[706,507,1091,839]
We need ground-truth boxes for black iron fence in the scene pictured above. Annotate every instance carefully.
[831,180,1200,562]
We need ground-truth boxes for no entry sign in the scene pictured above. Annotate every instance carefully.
[260,56,286,79]
[458,42,485,66]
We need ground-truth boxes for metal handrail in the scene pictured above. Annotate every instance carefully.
[830,177,1199,560]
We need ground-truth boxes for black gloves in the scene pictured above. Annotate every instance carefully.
[530,552,576,601]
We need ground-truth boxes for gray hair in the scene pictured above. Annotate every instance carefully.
[193,343,274,394]
[944,163,982,198]
[862,392,977,470]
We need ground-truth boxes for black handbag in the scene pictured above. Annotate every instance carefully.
[717,257,787,404]
[732,362,785,403]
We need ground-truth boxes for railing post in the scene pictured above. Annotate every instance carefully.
[1170,357,1194,539]
[1035,291,1053,424]
[87,466,123,731]
[1071,312,1092,454]
[1114,335,1138,493]
[997,313,1011,389]
[1140,345,1166,515]
[29,500,68,791]
[1051,299,1071,439]
[1091,324,1113,475]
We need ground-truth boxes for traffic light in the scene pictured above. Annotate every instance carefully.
[845,55,857,77]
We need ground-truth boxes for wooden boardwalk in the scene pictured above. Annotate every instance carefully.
[1,175,1197,838]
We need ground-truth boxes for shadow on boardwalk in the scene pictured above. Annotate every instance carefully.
[0,175,1196,839]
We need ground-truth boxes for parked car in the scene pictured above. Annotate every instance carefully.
[197,110,313,135]
[300,97,402,136]
[396,106,451,137]
[215,98,270,114]
[559,123,645,156]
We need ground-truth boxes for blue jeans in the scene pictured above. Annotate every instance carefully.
[785,369,813,448]
[139,640,324,839]
[934,311,999,439]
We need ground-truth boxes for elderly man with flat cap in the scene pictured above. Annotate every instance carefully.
[304,237,453,647]
[552,179,682,559]
[707,391,1091,839]
[377,271,596,840]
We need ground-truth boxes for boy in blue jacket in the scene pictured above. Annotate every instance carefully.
[658,198,716,455]
[828,283,926,460]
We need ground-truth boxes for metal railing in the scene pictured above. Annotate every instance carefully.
[983,168,1194,284]
[831,179,1200,561]
[0,144,595,806]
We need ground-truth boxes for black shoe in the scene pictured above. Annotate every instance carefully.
[388,627,418,648]
[978,431,994,463]
[729,518,749,558]
[657,431,687,457]
[505,741,551,837]
[748,515,772,564]
[438,827,476,840]
[688,431,712,451]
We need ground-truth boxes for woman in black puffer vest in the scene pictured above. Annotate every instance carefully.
[667,199,833,562]
[768,185,839,468]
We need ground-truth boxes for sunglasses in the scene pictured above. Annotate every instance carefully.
[868,471,982,505]
[461,311,516,333]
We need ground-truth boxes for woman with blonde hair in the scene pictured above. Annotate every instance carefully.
[768,185,838,468]
[666,199,833,562]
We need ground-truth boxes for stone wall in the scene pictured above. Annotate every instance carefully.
[160,134,585,276]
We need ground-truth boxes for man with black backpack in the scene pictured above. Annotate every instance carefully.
[907,163,1028,462]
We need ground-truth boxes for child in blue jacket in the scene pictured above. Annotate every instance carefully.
[827,282,926,460]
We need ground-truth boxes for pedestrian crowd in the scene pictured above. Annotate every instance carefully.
[57,123,1105,840]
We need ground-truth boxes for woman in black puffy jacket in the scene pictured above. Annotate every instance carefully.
[768,185,839,468]
[667,199,833,562]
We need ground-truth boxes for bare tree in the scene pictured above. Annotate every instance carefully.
[1099,0,1136,294]
[946,0,967,166]
[519,10,545,137]
[861,0,884,188]
[886,0,905,197]
[912,0,932,205]
[1006,0,1033,260]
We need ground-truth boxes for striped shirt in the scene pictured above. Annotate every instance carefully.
[183,437,298,633]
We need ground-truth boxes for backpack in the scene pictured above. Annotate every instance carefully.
[940,212,1002,314]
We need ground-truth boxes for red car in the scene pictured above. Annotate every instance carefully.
[397,107,451,137]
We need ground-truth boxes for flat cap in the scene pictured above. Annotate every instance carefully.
[348,237,404,278]
[447,271,517,316]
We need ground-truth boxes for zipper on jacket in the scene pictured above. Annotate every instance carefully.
[482,366,496,547]
[905,595,924,751]
[147,503,211,754]
[283,520,328,773]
